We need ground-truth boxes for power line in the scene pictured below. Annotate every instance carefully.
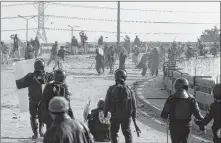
[49,2,220,14]
[1,2,38,7]
[2,15,220,25]
[1,27,194,35]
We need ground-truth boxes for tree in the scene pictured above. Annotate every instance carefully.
[199,26,220,42]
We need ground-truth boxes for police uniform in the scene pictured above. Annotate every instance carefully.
[43,96,93,143]
[194,83,221,143]
[15,59,54,139]
[104,69,137,143]
[41,69,74,129]
[161,78,204,143]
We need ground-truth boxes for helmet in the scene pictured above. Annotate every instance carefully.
[212,83,220,99]
[115,69,127,82]
[34,59,45,71]
[54,69,66,82]
[174,78,189,91]
[48,96,69,113]
[97,99,105,109]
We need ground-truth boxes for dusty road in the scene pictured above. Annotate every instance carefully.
[1,54,209,143]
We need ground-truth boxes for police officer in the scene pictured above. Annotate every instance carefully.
[161,78,204,143]
[194,83,221,143]
[87,99,111,142]
[41,69,74,130]
[104,69,137,143]
[15,59,54,139]
[43,96,93,143]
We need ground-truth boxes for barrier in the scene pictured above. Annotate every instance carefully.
[163,61,216,110]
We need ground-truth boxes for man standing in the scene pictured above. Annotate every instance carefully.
[134,35,141,47]
[71,36,78,55]
[47,41,58,69]
[35,37,40,58]
[104,69,139,143]
[1,41,9,64]
[119,46,128,70]
[95,49,104,75]
[15,59,54,139]
[24,41,34,60]
[98,36,104,46]
[161,78,204,143]
[79,31,88,54]
[107,45,115,73]
[12,34,19,58]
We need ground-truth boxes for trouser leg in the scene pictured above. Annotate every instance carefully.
[121,118,132,143]
[29,102,39,139]
[110,118,120,143]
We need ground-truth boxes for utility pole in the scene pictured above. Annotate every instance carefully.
[117,1,120,46]
[18,15,36,41]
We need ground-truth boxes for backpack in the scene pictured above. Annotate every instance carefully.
[52,82,66,97]
[110,84,134,118]
[169,95,194,120]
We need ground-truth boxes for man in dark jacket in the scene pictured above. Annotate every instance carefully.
[24,41,34,60]
[41,69,74,130]
[134,35,141,47]
[15,59,54,139]
[34,37,40,58]
[119,46,128,70]
[71,36,78,55]
[104,69,139,143]
[43,96,93,143]
[95,48,104,75]
[161,78,204,143]
[47,41,58,66]
[107,45,115,73]
[87,99,111,142]
[194,83,221,143]
[98,36,103,46]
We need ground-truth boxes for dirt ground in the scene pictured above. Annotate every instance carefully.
[1,54,183,143]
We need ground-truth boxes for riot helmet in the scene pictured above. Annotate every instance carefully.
[34,59,45,71]
[54,69,66,82]
[48,96,69,113]
[115,69,127,82]
[212,83,220,99]
[174,78,189,91]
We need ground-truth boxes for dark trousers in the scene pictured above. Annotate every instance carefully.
[170,125,190,143]
[110,118,132,143]
[141,66,147,76]
[212,129,221,143]
[29,101,44,134]
[119,61,126,70]
[96,62,104,75]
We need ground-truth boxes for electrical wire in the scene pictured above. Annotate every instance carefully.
[1,15,219,25]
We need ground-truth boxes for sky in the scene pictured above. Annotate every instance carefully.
[1,1,220,43]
